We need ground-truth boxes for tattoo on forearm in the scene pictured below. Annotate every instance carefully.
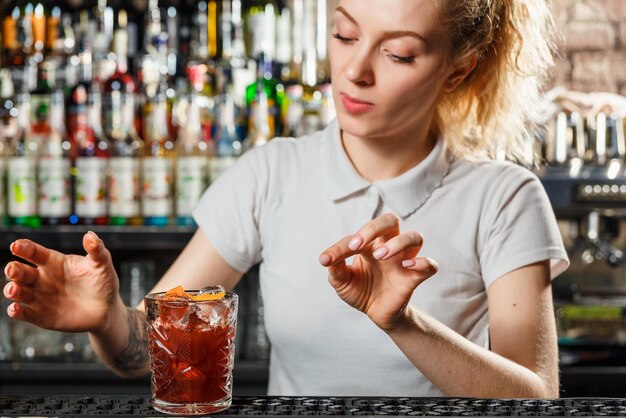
[113,308,149,371]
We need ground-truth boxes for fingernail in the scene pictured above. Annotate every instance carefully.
[4,263,12,278]
[402,259,416,268]
[9,241,16,253]
[348,236,363,251]
[4,282,15,297]
[88,231,102,248]
[319,254,332,266]
[373,247,388,260]
[427,258,439,273]
[8,303,16,314]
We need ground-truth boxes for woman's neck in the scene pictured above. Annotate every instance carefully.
[340,123,437,182]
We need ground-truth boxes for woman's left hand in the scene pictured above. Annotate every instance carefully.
[319,213,438,332]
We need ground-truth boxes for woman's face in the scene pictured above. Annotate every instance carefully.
[329,0,457,140]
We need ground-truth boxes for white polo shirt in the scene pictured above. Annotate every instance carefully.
[193,119,569,396]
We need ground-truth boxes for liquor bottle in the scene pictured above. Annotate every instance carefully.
[283,84,303,138]
[7,87,40,228]
[246,81,273,148]
[60,12,78,92]
[187,63,216,145]
[142,79,174,226]
[144,0,163,47]
[275,5,292,83]
[44,0,61,54]
[42,3,68,88]
[165,77,179,146]
[0,70,17,226]
[300,47,322,136]
[175,92,208,226]
[210,84,242,181]
[224,0,255,141]
[319,83,336,128]
[214,0,232,96]
[18,1,34,51]
[207,0,221,60]
[68,36,109,225]
[243,0,278,60]
[284,0,303,85]
[168,76,188,141]
[137,33,167,146]
[29,61,54,132]
[0,130,6,227]
[38,80,71,225]
[6,3,38,95]
[245,53,280,135]
[29,0,47,58]
[104,10,143,226]
[229,0,256,108]
[91,0,114,78]
[188,1,219,99]
[164,5,179,79]
[219,0,233,62]
[245,53,279,106]
[315,0,330,83]
[189,1,209,63]
[1,1,20,68]
[137,0,166,99]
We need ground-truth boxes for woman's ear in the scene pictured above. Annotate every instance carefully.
[443,52,478,93]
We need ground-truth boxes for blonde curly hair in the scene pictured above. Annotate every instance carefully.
[435,0,558,165]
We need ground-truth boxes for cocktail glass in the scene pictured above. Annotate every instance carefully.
[144,288,238,415]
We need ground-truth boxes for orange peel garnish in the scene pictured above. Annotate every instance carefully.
[192,292,226,301]
[163,285,225,301]
[163,285,192,299]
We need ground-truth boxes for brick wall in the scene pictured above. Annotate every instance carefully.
[551,0,626,95]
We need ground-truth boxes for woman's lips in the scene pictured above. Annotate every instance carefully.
[340,93,375,115]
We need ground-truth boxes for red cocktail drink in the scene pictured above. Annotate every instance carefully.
[145,287,238,415]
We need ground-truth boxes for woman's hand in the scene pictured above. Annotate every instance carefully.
[3,232,122,334]
[319,213,438,332]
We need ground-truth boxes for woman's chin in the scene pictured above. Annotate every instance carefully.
[336,113,385,139]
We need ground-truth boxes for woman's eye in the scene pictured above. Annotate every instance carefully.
[388,54,415,64]
[332,33,355,44]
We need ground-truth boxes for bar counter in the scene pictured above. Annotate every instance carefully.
[3,395,626,417]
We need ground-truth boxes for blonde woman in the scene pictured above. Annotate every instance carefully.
[4,0,568,397]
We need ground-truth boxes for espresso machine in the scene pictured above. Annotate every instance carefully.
[537,110,626,365]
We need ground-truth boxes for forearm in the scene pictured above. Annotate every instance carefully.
[88,296,150,378]
[387,306,557,398]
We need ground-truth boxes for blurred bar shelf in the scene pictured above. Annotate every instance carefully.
[560,365,626,397]
[0,226,196,251]
[0,360,269,396]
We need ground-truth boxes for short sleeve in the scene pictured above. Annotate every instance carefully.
[479,165,569,288]
[192,148,267,273]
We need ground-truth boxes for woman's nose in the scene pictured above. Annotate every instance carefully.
[345,49,375,86]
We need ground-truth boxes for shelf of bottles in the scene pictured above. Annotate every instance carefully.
[0,0,333,381]
[0,0,336,229]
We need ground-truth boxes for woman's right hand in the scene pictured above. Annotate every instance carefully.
[3,231,122,334]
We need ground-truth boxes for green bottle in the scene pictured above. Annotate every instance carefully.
[0,70,17,227]
[245,53,282,138]
[7,86,41,228]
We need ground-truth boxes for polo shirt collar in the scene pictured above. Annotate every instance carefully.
[320,118,452,219]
